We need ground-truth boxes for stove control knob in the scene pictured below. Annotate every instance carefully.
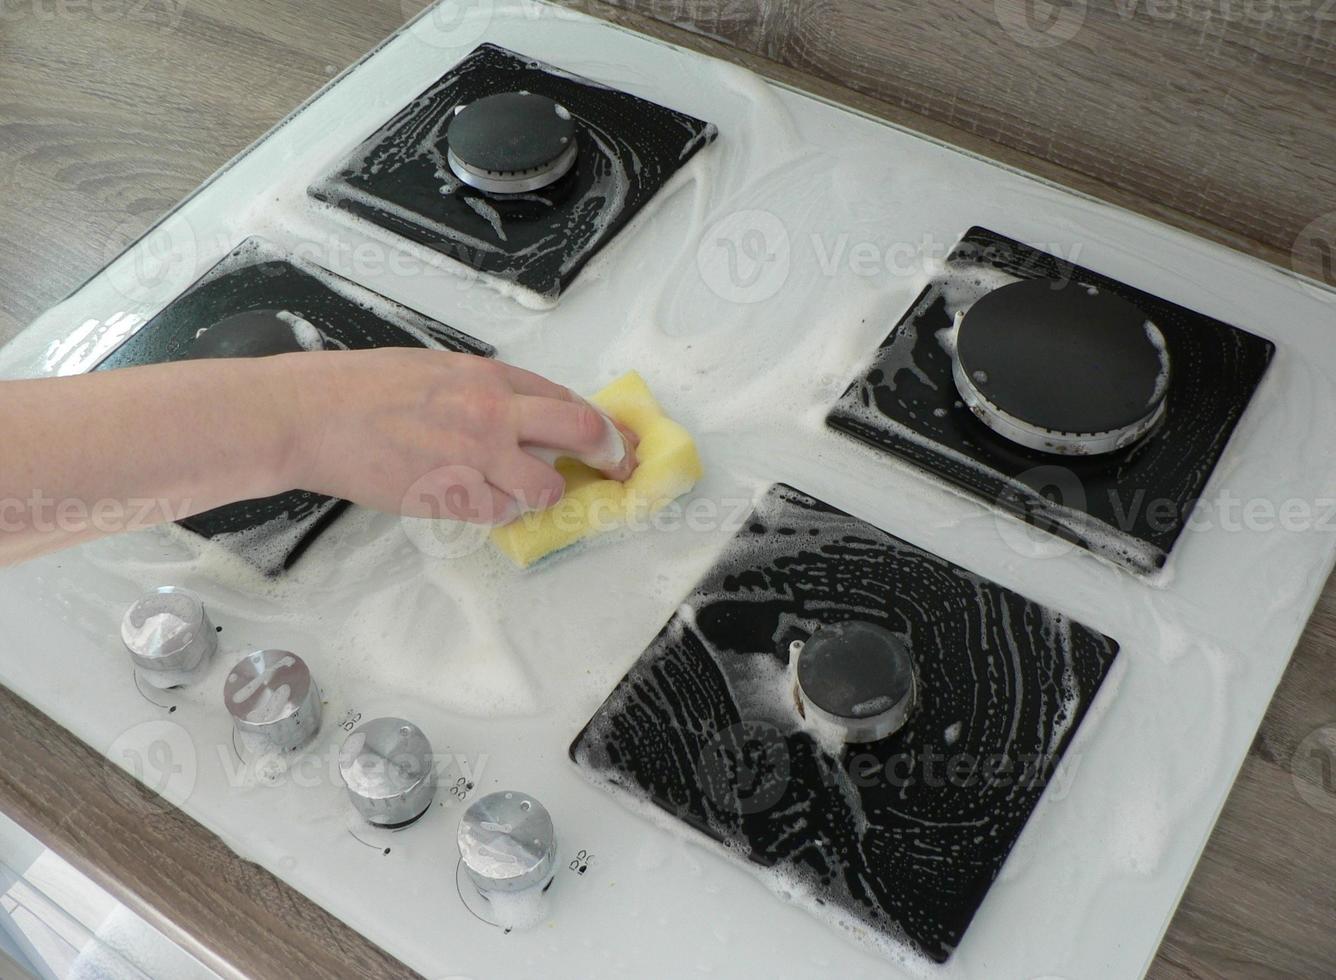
[223,650,322,752]
[792,621,916,743]
[339,718,438,827]
[121,587,216,689]
[458,791,556,894]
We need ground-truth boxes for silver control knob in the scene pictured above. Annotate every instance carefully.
[792,621,917,743]
[121,587,216,689]
[338,718,437,827]
[223,650,321,752]
[458,791,556,894]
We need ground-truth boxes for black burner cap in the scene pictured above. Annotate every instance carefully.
[184,309,323,360]
[446,92,576,187]
[953,278,1170,453]
[796,622,916,740]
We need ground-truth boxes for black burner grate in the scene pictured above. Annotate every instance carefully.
[309,43,717,304]
[572,484,1119,962]
[827,227,1275,573]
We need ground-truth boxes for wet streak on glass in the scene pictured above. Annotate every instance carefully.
[309,43,717,303]
[572,484,1119,962]
[827,227,1275,573]
[92,238,494,575]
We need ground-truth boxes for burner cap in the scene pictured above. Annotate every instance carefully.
[446,92,578,195]
[185,309,325,360]
[952,278,1171,455]
[794,622,916,743]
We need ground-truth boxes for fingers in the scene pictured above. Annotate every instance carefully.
[514,396,639,479]
[400,465,519,526]
[494,361,640,481]
[486,448,567,513]
[595,438,638,482]
[613,418,640,450]
[498,363,579,402]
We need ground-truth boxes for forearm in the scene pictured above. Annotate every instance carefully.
[0,347,639,567]
[0,356,301,565]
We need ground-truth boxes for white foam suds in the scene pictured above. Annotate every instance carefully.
[478,883,552,931]
[276,310,326,351]
[0,2,1333,978]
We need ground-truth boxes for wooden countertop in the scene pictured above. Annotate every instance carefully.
[0,2,1333,977]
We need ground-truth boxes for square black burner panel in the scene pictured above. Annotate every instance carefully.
[572,484,1119,963]
[308,43,717,304]
[827,227,1275,574]
[92,238,494,575]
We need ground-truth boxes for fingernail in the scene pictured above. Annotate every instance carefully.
[598,413,629,467]
[493,496,521,525]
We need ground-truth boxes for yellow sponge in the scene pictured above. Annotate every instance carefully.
[491,371,703,567]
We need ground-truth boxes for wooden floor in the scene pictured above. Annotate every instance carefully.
[0,2,1333,977]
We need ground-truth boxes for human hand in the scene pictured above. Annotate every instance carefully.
[280,349,639,525]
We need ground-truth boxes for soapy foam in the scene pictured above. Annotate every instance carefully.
[276,311,326,351]
[574,485,1105,962]
[476,882,553,931]
[0,3,1331,978]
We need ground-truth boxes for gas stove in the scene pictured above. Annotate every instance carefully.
[2,2,1335,979]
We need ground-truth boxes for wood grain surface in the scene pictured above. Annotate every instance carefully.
[0,1,1333,978]
[0,688,420,980]
[593,0,1336,284]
